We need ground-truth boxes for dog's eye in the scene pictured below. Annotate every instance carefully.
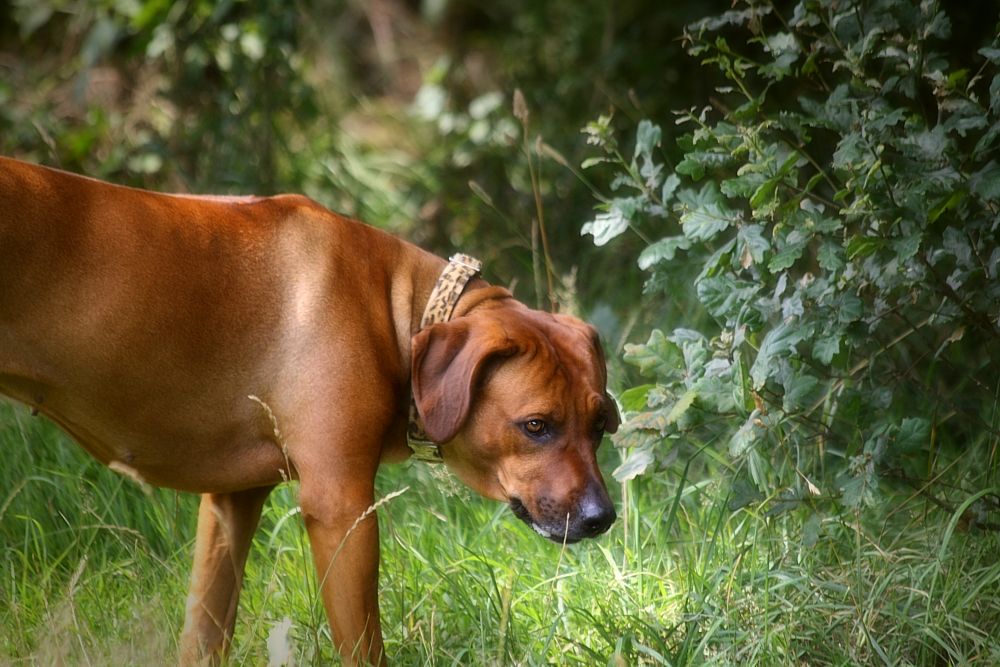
[523,419,548,437]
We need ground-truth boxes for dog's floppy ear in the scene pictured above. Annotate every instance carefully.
[411,318,516,443]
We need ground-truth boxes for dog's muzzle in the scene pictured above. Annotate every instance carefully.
[509,488,616,544]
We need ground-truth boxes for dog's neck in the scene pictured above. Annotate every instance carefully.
[419,254,484,327]
[406,254,485,462]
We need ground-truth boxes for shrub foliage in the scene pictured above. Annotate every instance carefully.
[584,0,1000,519]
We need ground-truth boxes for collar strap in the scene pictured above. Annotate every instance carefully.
[408,254,483,463]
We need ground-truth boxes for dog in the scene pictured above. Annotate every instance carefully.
[0,156,618,665]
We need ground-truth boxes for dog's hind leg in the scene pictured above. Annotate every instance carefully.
[179,485,273,665]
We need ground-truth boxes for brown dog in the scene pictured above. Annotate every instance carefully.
[0,157,618,665]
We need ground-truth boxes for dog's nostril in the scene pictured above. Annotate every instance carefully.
[580,503,616,536]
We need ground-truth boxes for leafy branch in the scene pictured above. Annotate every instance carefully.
[581,0,1000,524]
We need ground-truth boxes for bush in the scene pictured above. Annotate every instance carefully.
[584,0,1000,522]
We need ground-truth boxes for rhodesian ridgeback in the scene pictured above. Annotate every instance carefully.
[0,156,618,665]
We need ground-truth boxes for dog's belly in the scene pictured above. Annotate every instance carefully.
[0,367,293,493]
[66,421,290,493]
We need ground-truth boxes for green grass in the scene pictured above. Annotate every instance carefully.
[2,400,999,665]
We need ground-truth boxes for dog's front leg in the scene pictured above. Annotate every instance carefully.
[300,476,385,666]
[179,486,273,665]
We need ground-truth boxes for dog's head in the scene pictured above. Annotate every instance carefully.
[411,298,619,543]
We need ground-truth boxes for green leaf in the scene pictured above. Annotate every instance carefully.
[749,176,779,210]
[846,236,884,260]
[768,230,809,272]
[801,514,822,549]
[817,240,845,271]
[675,157,705,180]
[721,171,767,198]
[624,410,671,433]
[837,293,863,324]
[665,389,698,425]
[623,330,682,380]
[750,322,808,388]
[928,190,965,224]
[904,127,949,161]
[581,197,641,246]
[638,236,692,270]
[942,99,988,136]
[612,428,657,451]
[580,156,612,169]
[979,47,1000,63]
[813,334,841,364]
[840,473,878,509]
[645,385,673,408]
[618,384,655,412]
[696,238,738,282]
[581,210,627,246]
[761,52,800,82]
[681,205,739,240]
[731,349,752,411]
[811,215,843,234]
[892,233,922,261]
[738,224,770,267]
[833,132,865,170]
[729,411,764,456]
[728,477,764,511]
[696,275,758,319]
[783,372,823,412]
[634,120,661,161]
[612,446,655,482]
[764,491,801,517]
[970,161,1000,201]
[679,182,741,241]
[896,417,930,452]
[661,173,681,204]
[768,246,803,272]
[694,374,737,412]
[612,409,673,449]
[692,7,773,32]
[667,328,707,372]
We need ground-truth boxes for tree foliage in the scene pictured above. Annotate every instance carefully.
[584,0,1000,521]
[2,0,997,526]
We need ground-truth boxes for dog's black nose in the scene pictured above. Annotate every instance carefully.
[577,491,616,537]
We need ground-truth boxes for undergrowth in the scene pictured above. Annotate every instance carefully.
[584,0,1000,523]
[2,401,998,665]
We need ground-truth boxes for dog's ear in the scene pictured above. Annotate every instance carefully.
[603,393,620,434]
[411,318,515,443]
[582,323,620,435]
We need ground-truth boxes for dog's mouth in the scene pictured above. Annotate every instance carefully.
[508,497,582,544]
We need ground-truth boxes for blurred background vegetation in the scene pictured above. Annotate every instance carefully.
[3,0,1000,663]
[0,0,721,308]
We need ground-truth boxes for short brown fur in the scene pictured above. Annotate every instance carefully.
[0,157,618,665]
